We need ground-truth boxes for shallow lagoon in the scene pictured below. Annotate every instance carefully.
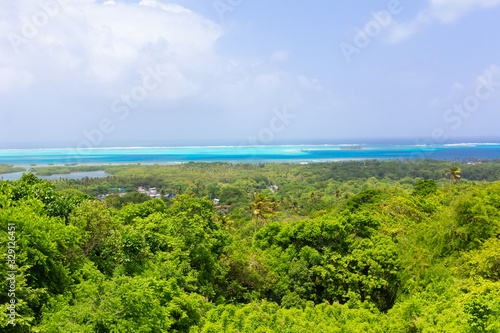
[0,170,112,181]
[0,143,499,166]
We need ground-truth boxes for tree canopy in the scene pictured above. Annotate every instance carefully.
[1,164,499,332]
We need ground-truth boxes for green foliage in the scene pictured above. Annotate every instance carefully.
[218,244,275,303]
[385,280,467,332]
[114,199,168,225]
[254,212,398,311]
[219,185,247,205]
[345,189,384,212]
[69,201,117,267]
[460,279,500,332]
[250,193,278,232]
[1,172,93,223]
[458,238,500,281]
[194,300,386,333]
[0,195,84,331]
[452,185,500,250]
[413,179,438,196]
[1,168,500,331]
[0,164,25,174]
[30,165,105,176]
[105,192,151,209]
[40,266,173,332]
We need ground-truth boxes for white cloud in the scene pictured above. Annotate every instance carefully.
[139,0,191,14]
[385,12,431,44]
[430,0,500,23]
[0,0,328,143]
[1,0,223,93]
[385,0,500,43]
[297,75,323,91]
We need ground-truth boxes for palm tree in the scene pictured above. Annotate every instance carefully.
[335,189,342,203]
[196,181,206,192]
[446,166,461,197]
[215,213,234,231]
[279,196,288,217]
[290,198,299,215]
[250,193,277,232]
[309,191,318,212]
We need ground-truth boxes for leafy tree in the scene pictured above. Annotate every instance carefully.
[40,265,174,332]
[0,194,84,331]
[105,192,151,208]
[3,167,500,331]
[412,179,438,196]
[459,238,500,281]
[345,189,383,212]
[219,185,247,205]
[452,185,500,250]
[69,200,117,258]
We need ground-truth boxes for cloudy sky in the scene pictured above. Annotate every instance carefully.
[1,0,500,148]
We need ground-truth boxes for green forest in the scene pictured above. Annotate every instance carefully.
[1,160,500,332]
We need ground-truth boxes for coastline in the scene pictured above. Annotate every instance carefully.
[0,143,498,169]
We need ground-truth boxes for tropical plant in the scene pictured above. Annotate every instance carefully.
[250,193,277,232]
[446,166,461,197]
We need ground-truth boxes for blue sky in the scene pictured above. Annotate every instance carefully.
[1,0,500,148]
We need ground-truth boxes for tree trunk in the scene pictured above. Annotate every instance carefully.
[450,177,452,198]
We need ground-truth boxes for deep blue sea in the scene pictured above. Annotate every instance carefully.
[0,143,499,166]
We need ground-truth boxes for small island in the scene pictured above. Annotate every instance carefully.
[340,146,363,150]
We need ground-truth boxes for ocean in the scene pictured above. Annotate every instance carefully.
[0,143,499,166]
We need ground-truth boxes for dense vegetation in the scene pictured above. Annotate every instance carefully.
[40,159,500,218]
[1,160,500,332]
[29,166,105,176]
[0,165,25,175]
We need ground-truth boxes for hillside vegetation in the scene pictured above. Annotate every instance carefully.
[1,161,499,332]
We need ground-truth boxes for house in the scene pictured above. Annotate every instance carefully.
[97,194,112,200]
[138,186,146,193]
[149,187,157,195]
[213,198,220,205]
[215,205,230,214]
[268,185,279,193]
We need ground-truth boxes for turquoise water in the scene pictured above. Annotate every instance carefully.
[0,170,112,181]
[0,143,499,166]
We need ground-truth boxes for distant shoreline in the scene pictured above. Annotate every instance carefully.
[0,143,498,168]
[1,142,500,151]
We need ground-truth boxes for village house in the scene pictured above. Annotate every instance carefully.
[215,205,230,214]
[268,185,279,193]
